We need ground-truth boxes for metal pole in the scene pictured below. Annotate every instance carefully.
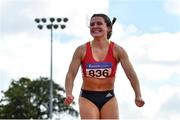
[49,24,53,119]
[34,17,68,119]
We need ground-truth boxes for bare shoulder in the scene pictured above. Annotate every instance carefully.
[113,43,125,52]
[74,43,86,59]
[113,43,129,61]
[76,43,86,51]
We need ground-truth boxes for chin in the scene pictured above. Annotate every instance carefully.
[91,34,103,38]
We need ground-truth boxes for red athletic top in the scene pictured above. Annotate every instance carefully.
[81,41,118,79]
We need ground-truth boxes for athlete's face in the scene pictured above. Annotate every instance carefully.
[89,16,108,39]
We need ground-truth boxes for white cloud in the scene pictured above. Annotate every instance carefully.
[0,0,109,37]
[0,33,50,91]
[154,86,180,120]
[164,0,180,16]
[126,24,139,33]
[119,32,180,82]
[137,85,180,120]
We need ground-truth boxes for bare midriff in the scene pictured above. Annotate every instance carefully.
[81,76,115,91]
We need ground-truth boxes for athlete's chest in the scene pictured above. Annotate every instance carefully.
[91,47,109,62]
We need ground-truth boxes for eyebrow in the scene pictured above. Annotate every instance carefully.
[90,21,104,26]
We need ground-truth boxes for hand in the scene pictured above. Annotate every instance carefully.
[64,95,74,105]
[135,96,145,107]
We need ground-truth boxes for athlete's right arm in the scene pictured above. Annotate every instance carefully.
[64,45,84,105]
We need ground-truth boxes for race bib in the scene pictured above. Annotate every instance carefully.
[86,62,112,78]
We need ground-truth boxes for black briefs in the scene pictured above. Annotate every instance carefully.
[80,89,115,111]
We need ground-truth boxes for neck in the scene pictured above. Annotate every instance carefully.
[91,39,110,49]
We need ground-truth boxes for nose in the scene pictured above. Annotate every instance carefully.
[92,24,98,28]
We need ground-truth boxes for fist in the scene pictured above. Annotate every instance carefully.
[135,96,145,107]
[64,95,74,105]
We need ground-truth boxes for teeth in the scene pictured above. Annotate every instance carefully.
[93,30,101,33]
[94,31,100,33]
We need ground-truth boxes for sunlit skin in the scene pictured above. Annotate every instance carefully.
[64,16,145,119]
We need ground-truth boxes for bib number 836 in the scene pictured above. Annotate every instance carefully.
[88,69,109,78]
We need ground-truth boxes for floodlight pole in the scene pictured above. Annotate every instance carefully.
[34,17,68,119]
[49,23,53,119]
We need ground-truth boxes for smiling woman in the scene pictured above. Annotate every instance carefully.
[64,13,145,119]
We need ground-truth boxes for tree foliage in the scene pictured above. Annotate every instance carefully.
[0,77,78,119]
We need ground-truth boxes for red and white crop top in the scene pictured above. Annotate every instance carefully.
[81,41,118,78]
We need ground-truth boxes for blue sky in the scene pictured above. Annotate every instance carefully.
[0,0,180,120]
[109,0,179,33]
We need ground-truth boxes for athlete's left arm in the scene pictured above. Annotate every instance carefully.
[114,44,145,107]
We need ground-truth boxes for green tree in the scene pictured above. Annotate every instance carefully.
[0,77,78,119]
